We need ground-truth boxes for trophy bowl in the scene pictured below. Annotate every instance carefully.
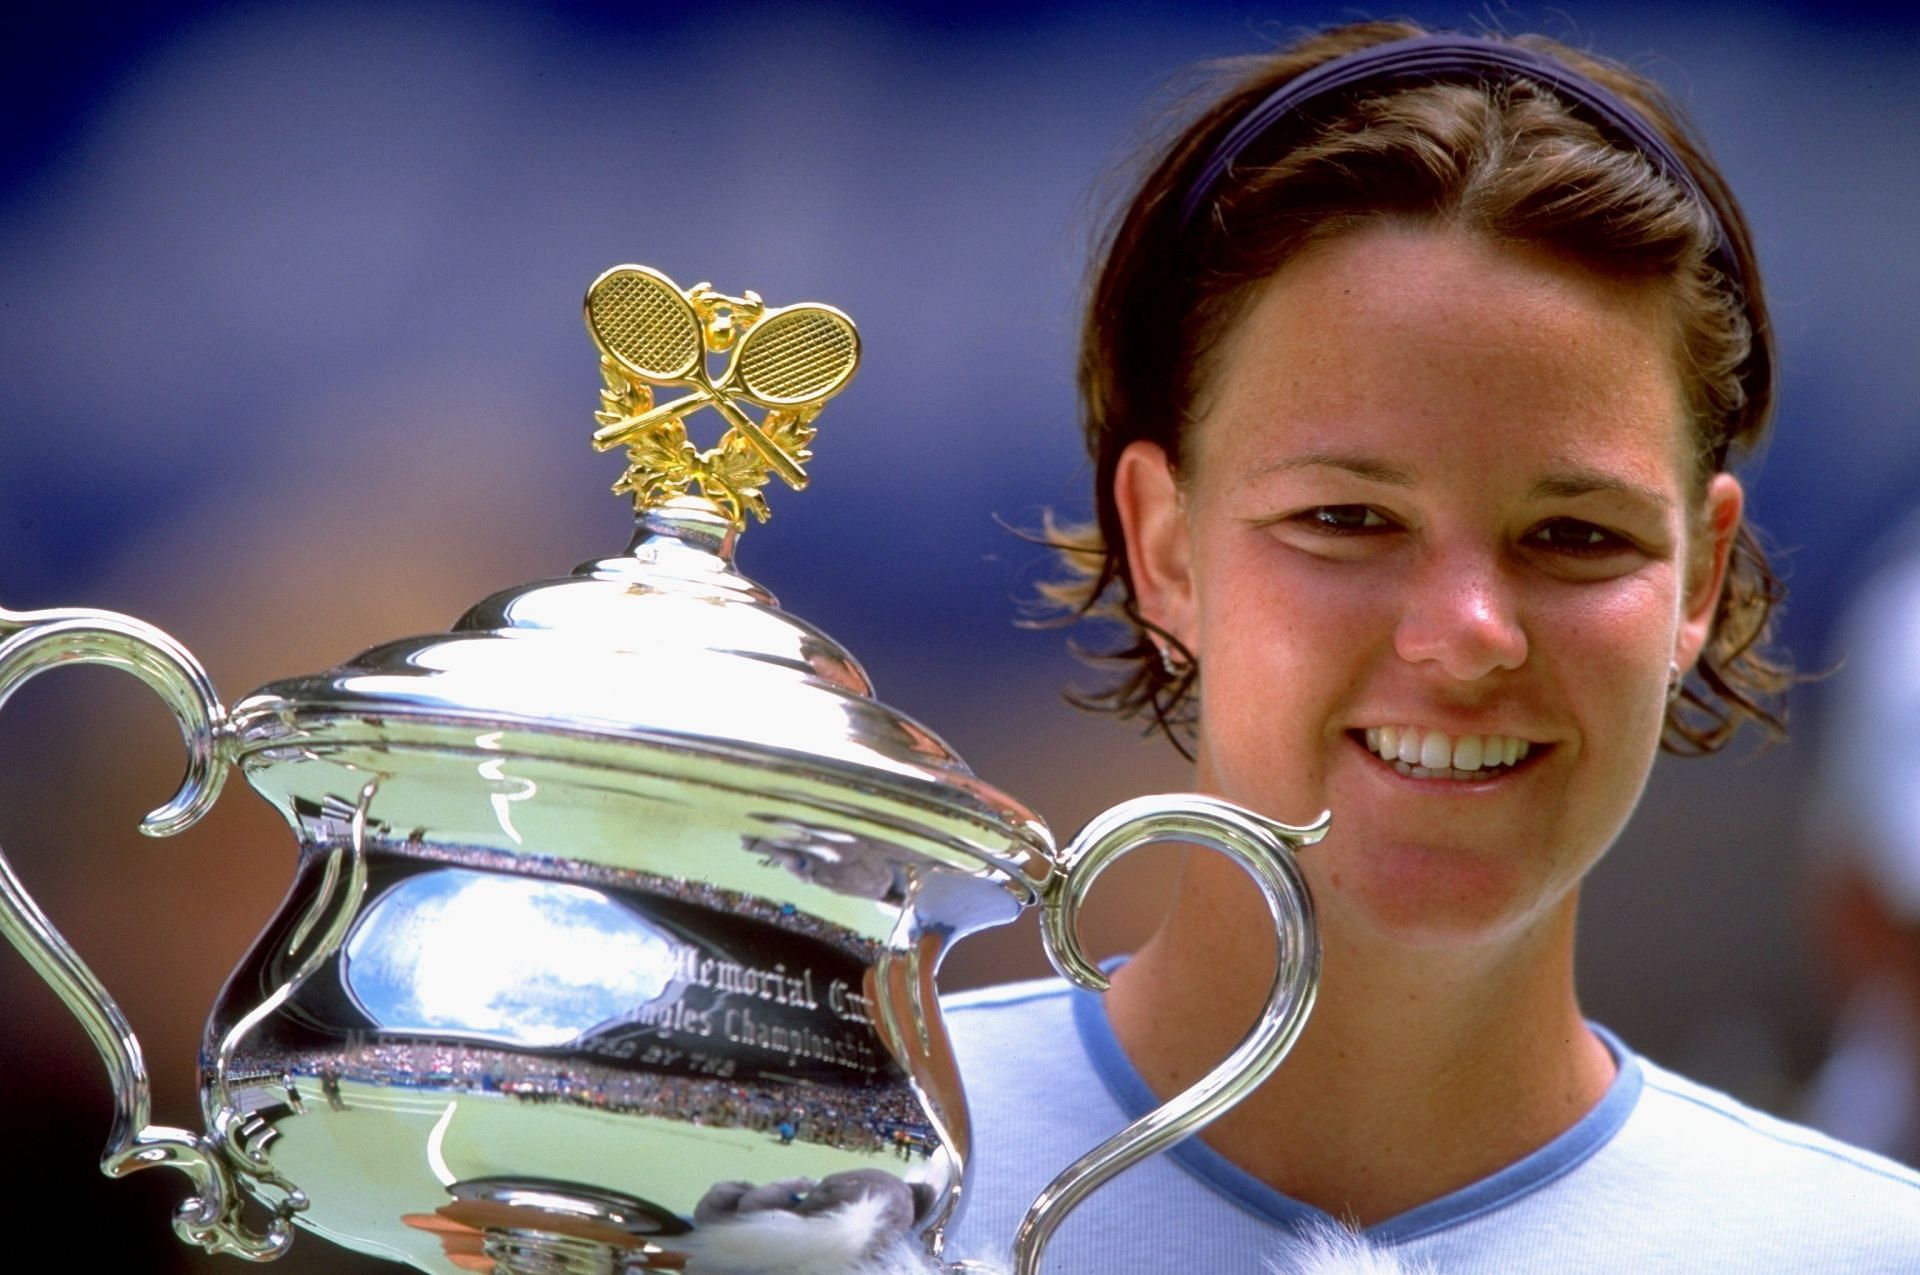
[0,266,1324,1275]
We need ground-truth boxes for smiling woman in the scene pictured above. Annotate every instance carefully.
[940,20,1920,1274]
[1131,226,1733,952]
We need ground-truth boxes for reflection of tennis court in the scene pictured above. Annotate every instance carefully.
[264,1078,928,1273]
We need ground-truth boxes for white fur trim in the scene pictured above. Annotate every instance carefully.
[852,1238,991,1275]
[1264,1223,1435,1275]
[676,1199,1425,1273]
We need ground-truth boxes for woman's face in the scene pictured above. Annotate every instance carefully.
[1117,223,1742,951]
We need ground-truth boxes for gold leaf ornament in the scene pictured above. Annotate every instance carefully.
[593,356,698,508]
[583,265,858,528]
[594,354,654,423]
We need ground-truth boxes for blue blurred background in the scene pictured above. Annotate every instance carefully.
[1,1,1916,1267]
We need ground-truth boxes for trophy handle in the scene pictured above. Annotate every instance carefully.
[0,606,288,1258]
[1007,793,1328,1275]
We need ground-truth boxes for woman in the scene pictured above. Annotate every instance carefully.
[943,21,1920,1272]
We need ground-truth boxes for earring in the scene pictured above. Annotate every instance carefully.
[1665,661,1683,705]
[1156,642,1192,679]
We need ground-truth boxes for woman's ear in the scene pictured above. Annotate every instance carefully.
[1114,440,1195,647]
[1675,473,1744,673]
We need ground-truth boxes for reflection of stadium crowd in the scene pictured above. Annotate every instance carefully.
[260,1039,934,1157]
[374,837,885,962]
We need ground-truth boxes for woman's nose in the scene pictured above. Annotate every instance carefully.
[1391,552,1528,681]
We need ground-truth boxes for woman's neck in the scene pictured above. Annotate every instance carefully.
[1102,850,1615,1226]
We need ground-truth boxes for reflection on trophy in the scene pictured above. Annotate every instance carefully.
[0,266,1324,1274]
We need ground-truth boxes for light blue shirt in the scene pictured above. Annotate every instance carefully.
[941,976,1920,1272]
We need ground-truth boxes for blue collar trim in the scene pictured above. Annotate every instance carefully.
[1071,983,1643,1243]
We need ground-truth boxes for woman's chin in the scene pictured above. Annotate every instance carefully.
[1311,840,1564,953]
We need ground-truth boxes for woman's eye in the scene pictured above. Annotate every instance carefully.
[1527,519,1629,554]
[1297,505,1391,534]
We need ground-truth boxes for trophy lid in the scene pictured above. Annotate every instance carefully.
[225,266,1054,892]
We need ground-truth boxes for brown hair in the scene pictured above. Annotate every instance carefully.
[1041,20,1788,757]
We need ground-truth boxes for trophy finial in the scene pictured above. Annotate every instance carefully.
[584,265,860,528]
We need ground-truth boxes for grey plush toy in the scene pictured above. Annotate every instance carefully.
[678,1171,1426,1274]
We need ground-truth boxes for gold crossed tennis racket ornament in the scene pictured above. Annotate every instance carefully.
[586,265,860,527]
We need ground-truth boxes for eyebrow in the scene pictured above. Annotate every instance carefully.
[1253,452,1417,486]
[1530,469,1675,512]
[1253,454,1676,512]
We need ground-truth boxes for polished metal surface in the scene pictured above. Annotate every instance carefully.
[0,604,286,1257]
[203,486,1040,1270]
[1014,795,1327,1275]
[0,262,1326,1275]
[228,496,1058,894]
[203,770,1006,1271]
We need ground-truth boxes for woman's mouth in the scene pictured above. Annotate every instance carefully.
[1356,726,1537,782]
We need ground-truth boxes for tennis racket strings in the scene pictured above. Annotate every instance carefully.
[587,268,704,382]
[734,307,860,405]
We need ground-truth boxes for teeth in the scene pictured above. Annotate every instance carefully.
[1361,726,1533,776]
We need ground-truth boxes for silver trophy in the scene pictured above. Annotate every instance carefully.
[0,265,1325,1275]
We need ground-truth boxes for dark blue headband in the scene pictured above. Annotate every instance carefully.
[1178,33,1732,272]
